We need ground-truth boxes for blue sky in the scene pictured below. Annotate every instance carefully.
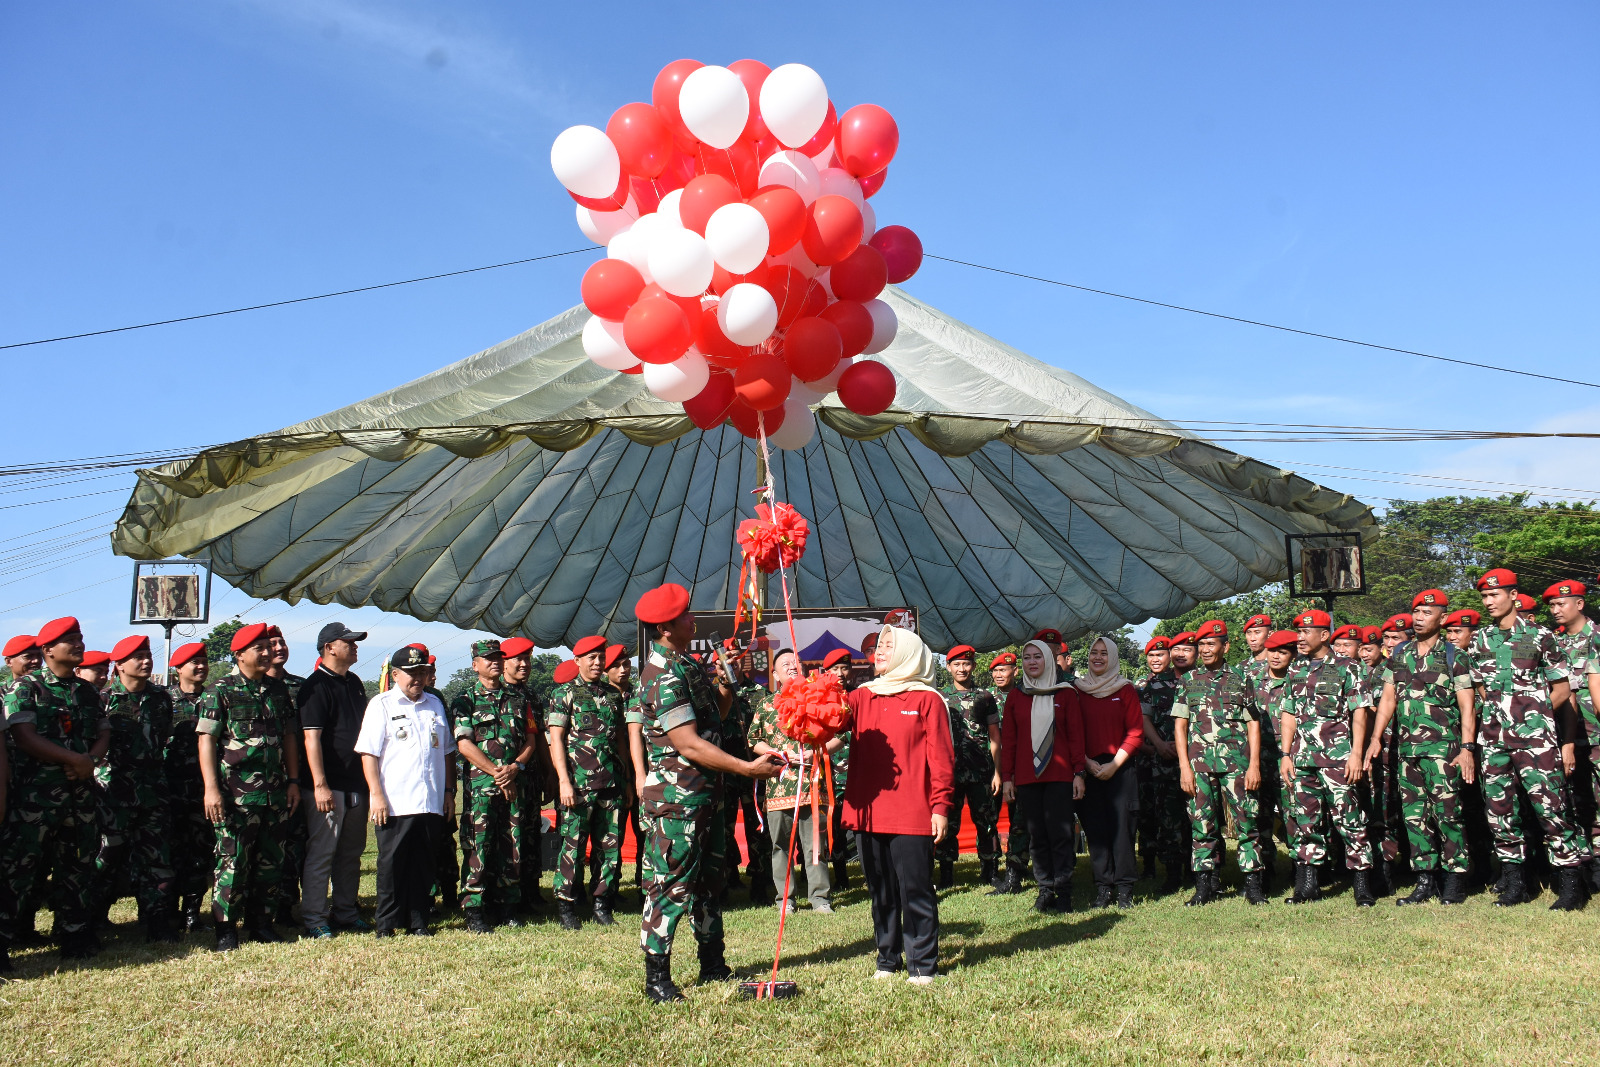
[1,1,1596,664]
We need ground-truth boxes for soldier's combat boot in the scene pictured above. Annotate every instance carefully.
[1184,871,1217,907]
[1032,887,1056,913]
[1439,872,1469,905]
[592,894,616,927]
[937,859,954,890]
[1116,885,1134,908]
[1397,872,1438,906]
[182,897,204,933]
[980,857,997,887]
[463,907,493,934]
[1160,861,1183,895]
[145,911,181,944]
[1352,868,1377,908]
[1243,871,1268,905]
[1092,885,1114,908]
[1259,860,1274,896]
[643,951,685,1003]
[1549,867,1590,912]
[697,939,735,983]
[556,897,582,931]
[989,864,1023,896]
[1493,862,1531,907]
[1285,863,1318,904]
[212,921,239,953]
[834,859,851,891]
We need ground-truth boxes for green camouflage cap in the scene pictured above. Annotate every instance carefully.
[471,638,503,659]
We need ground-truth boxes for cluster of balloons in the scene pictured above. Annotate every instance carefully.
[551,60,923,449]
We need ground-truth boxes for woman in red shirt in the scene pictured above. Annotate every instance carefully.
[1073,636,1144,908]
[842,625,955,985]
[1000,639,1084,913]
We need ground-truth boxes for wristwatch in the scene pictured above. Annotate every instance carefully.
[513,760,527,772]
[1460,742,1480,755]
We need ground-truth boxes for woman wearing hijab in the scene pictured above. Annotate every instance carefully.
[841,625,955,985]
[999,640,1085,913]
[1074,636,1145,908]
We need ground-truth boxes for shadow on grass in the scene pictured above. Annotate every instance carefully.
[946,911,1122,970]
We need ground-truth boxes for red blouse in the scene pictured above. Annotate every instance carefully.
[841,687,955,836]
[999,688,1086,786]
[1078,685,1144,760]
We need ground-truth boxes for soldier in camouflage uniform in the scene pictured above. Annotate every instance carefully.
[501,637,549,918]
[1276,610,1377,906]
[196,623,302,951]
[1544,581,1600,889]
[1368,590,1477,906]
[1238,615,1284,887]
[1468,569,1590,909]
[451,639,537,932]
[1361,620,1408,890]
[719,657,772,904]
[94,635,178,941]
[631,583,781,1003]
[164,642,213,932]
[987,651,1031,894]
[2,635,46,949]
[1135,637,1187,893]
[936,645,1001,889]
[0,618,111,967]
[1171,621,1266,905]
[262,626,308,926]
[822,648,855,890]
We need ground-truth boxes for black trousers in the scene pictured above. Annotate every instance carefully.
[1082,762,1139,889]
[857,831,939,977]
[375,813,444,933]
[1017,781,1076,893]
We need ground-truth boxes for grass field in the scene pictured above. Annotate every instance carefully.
[4,846,1599,1067]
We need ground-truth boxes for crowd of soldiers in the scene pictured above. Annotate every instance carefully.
[2,564,1596,986]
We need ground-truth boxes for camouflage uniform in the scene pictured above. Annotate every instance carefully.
[1171,666,1263,873]
[548,678,627,904]
[1240,657,1285,857]
[1554,620,1600,857]
[196,672,295,923]
[0,669,108,945]
[1135,670,1186,873]
[165,686,214,908]
[94,677,176,917]
[992,684,1030,876]
[1358,661,1403,867]
[510,680,544,905]
[633,641,726,955]
[1278,655,1373,870]
[1466,617,1587,867]
[1384,639,1474,873]
[937,685,1001,863]
[271,671,307,918]
[450,679,527,910]
[722,683,771,890]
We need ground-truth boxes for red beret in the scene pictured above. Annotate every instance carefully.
[79,650,111,667]
[428,655,436,665]
[990,651,1017,667]
[820,647,852,670]
[111,635,150,662]
[264,625,284,640]
[1032,628,1063,646]
[1242,614,1273,631]
[1545,580,1587,600]
[1168,631,1197,646]
[230,622,270,653]
[1293,610,1332,629]
[1446,609,1481,627]
[1516,593,1536,612]
[635,583,691,625]
[3,635,37,658]
[1412,589,1449,609]
[1265,630,1301,651]
[1144,636,1171,654]
[1331,625,1360,643]
[552,659,579,684]
[407,642,430,655]
[170,641,207,668]
[572,635,608,658]
[36,617,81,648]
[605,643,627,669]
[946,644,976,662]
[1477,568,1517,591]
[500,637,536,658]
[1382,614,1413,633]
[1195,620,1227,640]
[1360,626,1382,645]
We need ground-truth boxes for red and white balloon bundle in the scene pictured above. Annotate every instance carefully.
[551,60,924,451]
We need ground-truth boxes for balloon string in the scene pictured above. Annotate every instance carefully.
[765,748,806,999]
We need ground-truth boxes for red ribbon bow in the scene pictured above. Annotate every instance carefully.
[736,502,810,575]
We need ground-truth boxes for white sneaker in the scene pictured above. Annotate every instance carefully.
[872,968,896,980]
[906,974,936,986]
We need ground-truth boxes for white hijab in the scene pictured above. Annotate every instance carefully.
[1073,635,1129,698]
[860,625,940,697]
[1018,639,1068,768]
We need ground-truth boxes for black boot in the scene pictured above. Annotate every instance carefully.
[463,907,493,934]
[145,911,181,944]
[1397,872,1438,906]
[1352,868,1377,908]
[937,859,954,890]
[1585,857,1600,893]
[592,894,615,927]
[1092,885,1114,908]
[1046,884,1073,913]
[1285,863,1319,904]
[1116,885,1134,908]
[1366,860,1390,899]
[1032,887,1055,913]
[523,890,550,917]
[834,859,851,891]
[1549,867,1590,912]
[556,897,582,931]
[1185,871,1217,907]
[212,921,239,953]
[1142,853,1157,880]
[1243,871,1268,905]
[1439,871,1469,905]
[1258,860,1274,896]
[1160,861,1183,895]
[182,896,205,933]
[989,864,1023,896]
[59,930,100,961]
[980,857,997,887]
[643,951,685,1003]
[697,938,735,982]
[1494,862,1530,907]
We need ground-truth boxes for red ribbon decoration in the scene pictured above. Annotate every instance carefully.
[736,502,810,574]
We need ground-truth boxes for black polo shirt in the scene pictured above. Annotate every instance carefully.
[298,665,370,794]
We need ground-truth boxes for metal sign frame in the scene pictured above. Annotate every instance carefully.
[129,557,214,626]
[1285,532,1366,608]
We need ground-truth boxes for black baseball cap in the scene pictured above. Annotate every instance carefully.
[317,622,368,650]
[389,646,429,671]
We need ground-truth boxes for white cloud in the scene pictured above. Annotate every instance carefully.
[1424,404,1600,501]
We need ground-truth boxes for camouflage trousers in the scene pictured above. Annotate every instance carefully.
[1286,763,1371,870]
[95,797,175,915]
[1137,760,1187,867]
[517,782,542,898]
[1569,743,1600,856]
[168,797,214,901]
[1004,800,1031,874]
[1481,742,1587,867]
[555,794,623,902]
[212,799,286,922]
[275,801,308,912]
[938,779,1000,862]
[459,788,521,910]
[1187,762,1261,873]
[1360,748,1404,865]
[1397,755,1468,873]
[640,805,726,955]
[1256,758,1285,856]
[0,785,98,943]
[432,793,459,905]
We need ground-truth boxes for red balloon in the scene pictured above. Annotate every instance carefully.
[697,306,753,366]
[858,168,888,199]
[629,176,662,215]
[727,60,771,141]
[652,59,704,152]
[801,195,864,267]
[710,260,770,296]
[749,186,806,254]
[869,225,923,284]
[829,245,887,302]
[658,151,697,192]
[624,296,693,365]
[619,362,643,375]
[569,169,630,212]
[798,100,838,158]
[678,174,740,235]
[761,265,811,328]
[819,300,873,357]
[581,259,645,321]
[733,352,792,411]
[837,360,896,416]
[728,398,786,439]
[683,372,736,429]
[782,317,843,382]
[639,284,703,342]
[834,104,899,178]
[801,279,828,319]
[607,103,673,179]
[694,138,760,197]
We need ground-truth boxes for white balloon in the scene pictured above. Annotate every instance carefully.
[718,282,778,346]
[858,200,877,244]
[808,142,838,171]
[862,300,897,354]
[576,202,632,245]
[811,356,851,394]
[769,391,817,450]
[582,315,640,370]
[815,269,834,301]
[678,65,749,150]
[655,189,685,229]
[758,150,821,205]
[818,168,865,210]
[550,125,620,198]
[606,226,652,284]
[788,379,826,406]
[643,350,711,402]
[648,228,714,298]
[760,63,829,148]
[704,203,770,275]
[769,240,819,279]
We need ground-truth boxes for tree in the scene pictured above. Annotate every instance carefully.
[440,666,477,705]
[1476,502,1600,602]
[203,620,243,663]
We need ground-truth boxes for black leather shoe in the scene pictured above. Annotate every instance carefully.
[989,866,1023,896]
[1092,885,1114,908]
[1397,871,1438,906]
[1032,888,1055,913]
[374,928,397,939]
[1116,885,1135,908]
[463,907,493,934]
[1550,867,1590,912]
[408,925,434,937]
[592,895,616,927]
[937,859,955,890]
[644,951,686,1003]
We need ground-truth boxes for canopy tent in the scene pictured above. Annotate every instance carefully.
[110,287,1372,650]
